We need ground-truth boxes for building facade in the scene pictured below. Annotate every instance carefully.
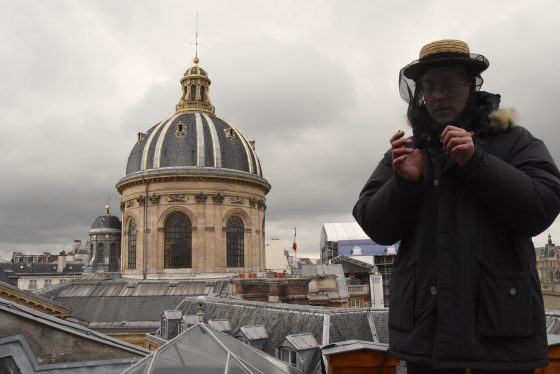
[117,56,270,279]
[537,235,560,292]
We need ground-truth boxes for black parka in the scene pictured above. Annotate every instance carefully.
[353,107,560,369]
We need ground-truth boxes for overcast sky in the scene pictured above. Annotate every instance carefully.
[1,0,560,260]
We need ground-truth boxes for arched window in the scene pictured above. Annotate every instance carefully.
[164,212,192,268]
[128,220,137,270]
[226,216,244,268]
[97,243,104,264]
[200,86,205,101]
[190,85,196,100]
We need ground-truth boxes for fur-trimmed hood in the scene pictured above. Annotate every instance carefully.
[489,108,518,131]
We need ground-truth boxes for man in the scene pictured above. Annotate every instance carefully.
[353,39,560,373]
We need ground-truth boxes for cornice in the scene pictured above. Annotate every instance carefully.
[116,167,271,194]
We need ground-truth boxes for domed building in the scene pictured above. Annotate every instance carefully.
[88,204,122,273]
[117,56,271,279]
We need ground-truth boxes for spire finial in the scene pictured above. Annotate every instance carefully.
[190,11,203,64]
[105,195,110,214]
[195,10,199,59]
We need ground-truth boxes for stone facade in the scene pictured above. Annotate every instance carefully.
[118,169,268,278]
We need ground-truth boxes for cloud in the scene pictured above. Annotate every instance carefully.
[1,0,560,260]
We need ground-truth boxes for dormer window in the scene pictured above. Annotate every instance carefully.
[176,122,186,137]
[161,319,168,338]
[137,132,145,143]
[278,347,297,367]
[224,128,236,140]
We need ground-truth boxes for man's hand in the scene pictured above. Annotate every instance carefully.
[440,125,474,166]
[391,130,424,182]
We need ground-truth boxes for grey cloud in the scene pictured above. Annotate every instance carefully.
[2,0,560,259]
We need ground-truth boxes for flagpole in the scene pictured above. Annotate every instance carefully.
[292,227,297,272]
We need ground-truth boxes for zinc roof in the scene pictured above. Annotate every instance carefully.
[284,333,319,350]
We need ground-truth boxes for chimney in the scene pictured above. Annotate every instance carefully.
[57,254,67,273]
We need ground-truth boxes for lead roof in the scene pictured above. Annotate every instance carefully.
[124,112,264,178]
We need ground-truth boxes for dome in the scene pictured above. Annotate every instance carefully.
[124,113,262,178]
[90,205,121,234]
[119,57,267,190]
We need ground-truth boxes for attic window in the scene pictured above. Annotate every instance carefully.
[176,122,186,137]
[137,132,146,143]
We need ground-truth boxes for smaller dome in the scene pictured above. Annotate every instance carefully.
[90,205,121,234]
[91,215,121,231]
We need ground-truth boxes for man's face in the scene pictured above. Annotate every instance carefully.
[419,65,471,125]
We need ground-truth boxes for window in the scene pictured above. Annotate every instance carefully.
[190,85,196,100]
[44,279,52,287]
[351,299,362,308]
[200,86,205,101]
[226,216,244,268]
[97,243,104,264]
[176,122,186,136]
[278,347,297,367]
[164,212,192,268]
[29,279,37,290]
[161,319,168,338]
[110,242,118,271]
[128,220,137,269]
